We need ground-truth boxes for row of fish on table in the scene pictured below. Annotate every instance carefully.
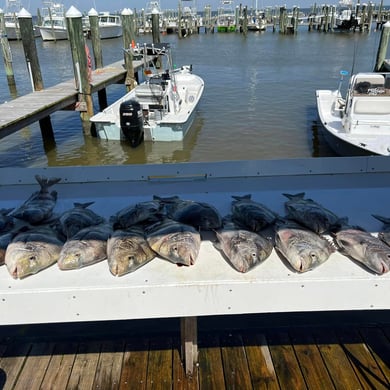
[1,175,390,280]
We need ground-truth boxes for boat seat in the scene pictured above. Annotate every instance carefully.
[135,84,164,100]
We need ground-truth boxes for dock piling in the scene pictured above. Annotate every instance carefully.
[66,5,94,134]
[122,8,136,92]
[0,9,17,97]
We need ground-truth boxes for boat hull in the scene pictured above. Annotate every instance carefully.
[316,87,390,157]
[91,67,204,143]
[99,25,122,39]
[94,107,197,142]
[39,27,68,41]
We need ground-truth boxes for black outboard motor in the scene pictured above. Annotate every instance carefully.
[119,99,144,147]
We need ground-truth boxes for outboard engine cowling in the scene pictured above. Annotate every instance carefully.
[119,99,144,147]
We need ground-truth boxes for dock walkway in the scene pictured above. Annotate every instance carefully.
[1,317,390,389]
[0,58,148,139]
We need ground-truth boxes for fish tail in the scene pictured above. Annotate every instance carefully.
[35,175,61,190]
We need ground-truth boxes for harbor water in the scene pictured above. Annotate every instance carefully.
[0,25,385,167]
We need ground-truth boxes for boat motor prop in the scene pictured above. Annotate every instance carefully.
[119,99,144,147]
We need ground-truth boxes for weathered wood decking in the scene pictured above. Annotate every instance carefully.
[1,316,390,389]
[0,58,149,139]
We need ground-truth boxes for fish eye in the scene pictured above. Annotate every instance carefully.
[29,256,36,262]
[127,255,135,261]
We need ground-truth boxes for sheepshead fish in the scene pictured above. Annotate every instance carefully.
[0,231,15,266]
[333,227,390,274]
[215,219,273,273]
[283,193,340,234]
[110,199,163,229]
[145,218,201,266]
[10,175,61,224]
[5,226,64,279]
[0,208,14,233]
[107,225,156,276]
[274,220,335,272]
[58,223,112,270]
[58,202,106,239]
[372,214,390,247]
[155,196,222,230]
[231,194,279,232]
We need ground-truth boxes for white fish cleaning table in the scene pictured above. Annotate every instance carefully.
[1,156,390,375]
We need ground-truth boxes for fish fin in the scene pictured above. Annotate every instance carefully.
[372,214,390,225]
[35,175,61,189]
[231,194,251,201]
[282,192,305,200]
[74,201,95,209]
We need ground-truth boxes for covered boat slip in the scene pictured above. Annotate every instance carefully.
[2,156,390,373]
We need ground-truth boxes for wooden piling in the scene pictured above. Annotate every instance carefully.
[18,8,44,91]
[0,8,17,97]
[374,21,390,72]
[66,5,94,134]
[121,8,136,92]
[88,8,103,68]
[88,8,106,110]
[152,7,160,43]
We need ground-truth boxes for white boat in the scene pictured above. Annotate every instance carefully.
[38,2,68,41]
[90,43,204,146]
[3,0,40,39]
[316,71,390,156]
[216,0,237,32]
[97,12,122,39]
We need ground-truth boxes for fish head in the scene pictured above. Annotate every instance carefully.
[364,248,390,275]
[157,232,200,266]
[108,242,153,276]
[57,240,98,270]
[230,245,260,273]
[5,242,49,279]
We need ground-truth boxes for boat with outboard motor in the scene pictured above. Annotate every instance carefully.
[316,71,390,156]
[90,43,204,147]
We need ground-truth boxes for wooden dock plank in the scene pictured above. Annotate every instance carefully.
[12,342,55,390]
[289,328,334,390]
[220,332,253,389]
[0,342,31,390]
[92,340,125,390]
[336,327,389,389]
[0,57,152,138]
[242,332,280,390]
[267,330,307,389]
[66,341,101,390]
[119,338,149,390]
[313,329,362,389]
[198,333,225,389]
[359,326,390,383]
[146,336,173,389]
[40,342,78,390]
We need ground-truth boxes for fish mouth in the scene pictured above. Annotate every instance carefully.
[11,266,19,279]
[380,261,389,274]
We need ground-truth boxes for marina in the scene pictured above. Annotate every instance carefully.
[1,3,390,388]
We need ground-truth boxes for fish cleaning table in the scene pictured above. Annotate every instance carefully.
[1,156,390,374]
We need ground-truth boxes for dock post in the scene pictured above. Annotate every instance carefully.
[88,8,107,110]
[180,316,198,376]
[66,6,94,134]
[19,8,55,141]
[374,21,390,72]
[0,9,17,97]
[121,8,136,92]
[18,9,44,92]
[152,7,160,44]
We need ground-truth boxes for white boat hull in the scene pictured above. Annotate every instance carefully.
[91,67,204,143]
[39,26,68,41]
[99,25,122,39]
[316,73,390,156]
